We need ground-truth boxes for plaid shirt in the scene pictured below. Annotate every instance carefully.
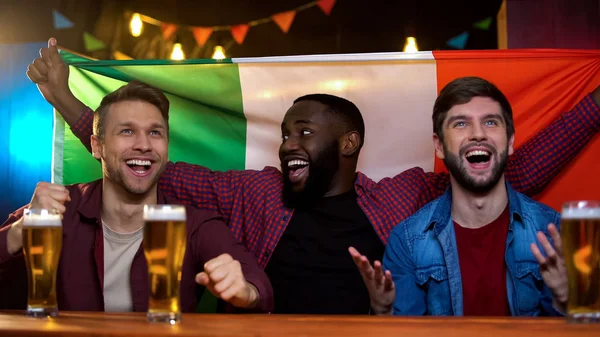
[73,94,600,268]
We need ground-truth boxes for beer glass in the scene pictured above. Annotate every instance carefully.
[561,201,600,323]
[22,208,63,318]
[143,205,187,324]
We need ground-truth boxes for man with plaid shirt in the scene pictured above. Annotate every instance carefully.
[27,38,600,314]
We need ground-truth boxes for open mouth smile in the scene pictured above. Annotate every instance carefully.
[286,159,309,183]
[125,159,154,177]
[465,149,491,170]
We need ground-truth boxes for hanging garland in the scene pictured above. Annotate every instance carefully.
[128,0,337,46]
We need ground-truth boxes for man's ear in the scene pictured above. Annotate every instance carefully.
[340,131,361,156]
[508,134,515,156]
[433,133,445,160]
[91,135,102,161]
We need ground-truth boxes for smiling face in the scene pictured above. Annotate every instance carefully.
[279,100,342,207]
[91,100,168,196]
[434,96,514,194]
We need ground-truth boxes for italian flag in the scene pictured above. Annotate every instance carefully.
[53,49,600,211]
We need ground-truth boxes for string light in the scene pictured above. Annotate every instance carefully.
[170,43,185,60]
[130,13,143,37]
[212,45,226,60]
[403,37,419,53]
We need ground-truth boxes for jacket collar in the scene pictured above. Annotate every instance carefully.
[425,181,524,235]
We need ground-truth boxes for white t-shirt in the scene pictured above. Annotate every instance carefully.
[102,220,143,312]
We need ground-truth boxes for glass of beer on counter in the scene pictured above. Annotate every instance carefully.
[561,201,600,323]
[143,205,187,324]
[22,208,63,318]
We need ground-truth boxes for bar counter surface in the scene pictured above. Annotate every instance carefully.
[1,311,599,337]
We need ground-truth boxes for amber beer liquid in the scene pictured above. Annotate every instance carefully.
[143,205,187,324]
[22,209,63,318]
[561,201,600,323]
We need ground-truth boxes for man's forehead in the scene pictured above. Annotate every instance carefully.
[106,101,166,125]
[446,96,502,117]
[283,100,330,124]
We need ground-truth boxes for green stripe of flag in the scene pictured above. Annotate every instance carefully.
[57,51,247,185]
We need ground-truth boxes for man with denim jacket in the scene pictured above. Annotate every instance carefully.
[351,77,567,316]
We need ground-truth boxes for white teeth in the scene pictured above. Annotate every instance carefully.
[126,159,151,166]
[466,150,490,157]
[287,160,309,167]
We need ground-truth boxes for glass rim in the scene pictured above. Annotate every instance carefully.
[24,208,62,214]
[143,204,186,221]
[23,208,62,226]
[562,200,600,208]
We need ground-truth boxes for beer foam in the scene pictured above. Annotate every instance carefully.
[562,207,600,219]
[23,211,62,227]
[143,205,186,221]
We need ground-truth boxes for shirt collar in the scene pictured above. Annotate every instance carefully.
[354,171,375,196]
[426,181,525,235]
[77,179,170,222]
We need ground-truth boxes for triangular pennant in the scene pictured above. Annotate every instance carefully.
[473,17,493,31]
[272,11,296,34]
[317,0,337,15]
[52,9,74,30]
[113,51,133,60]
[83,32,106,52]
[446,31,469,49]
[161,23,178,40]
[231,24,250,44]
[192,27,213,47]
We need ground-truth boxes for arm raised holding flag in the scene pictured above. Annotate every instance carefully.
[27,38,600,243]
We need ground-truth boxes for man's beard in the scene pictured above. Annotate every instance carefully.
[282,141,340,208]
[443,143,508,194]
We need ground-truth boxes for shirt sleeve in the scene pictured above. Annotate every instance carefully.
[503,94,600,196]
[191,213,274,313]
[0,205,27,264]
[424,93,600,199]
[158,162,268,226]
[71,107,95,153]
[0,206,28,310]
[382,226,427,315]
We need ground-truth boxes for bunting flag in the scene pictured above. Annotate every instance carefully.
[231,24,250,44]
[83,32,106,52]
[113,51,133,60]
[127,0,336,48]
[272,11,296,34]
[192,27,213,47]
[52,10,74,30]
[446,31,469,49]
[54,49,600,213]
[161,23,178,40]
[317,0,337,15]
[473,16,493,31]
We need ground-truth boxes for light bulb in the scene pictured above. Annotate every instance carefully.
[130,13,143,37]
[212,45,226,60]
[171,43,185,60]
[403,37,419,53]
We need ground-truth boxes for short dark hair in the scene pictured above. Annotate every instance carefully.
[93,80,170,141]
[432,77,514,140]
[293,93,365,150]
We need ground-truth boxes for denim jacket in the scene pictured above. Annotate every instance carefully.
[383,182,562,316]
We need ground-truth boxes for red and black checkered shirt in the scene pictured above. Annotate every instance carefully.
[73,95,600,268]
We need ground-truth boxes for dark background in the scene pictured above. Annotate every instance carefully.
[0,0,505,59]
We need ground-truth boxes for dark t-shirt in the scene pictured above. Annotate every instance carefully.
[265,190,384,314]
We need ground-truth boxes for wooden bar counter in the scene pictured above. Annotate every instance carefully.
[1,311,599,337]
